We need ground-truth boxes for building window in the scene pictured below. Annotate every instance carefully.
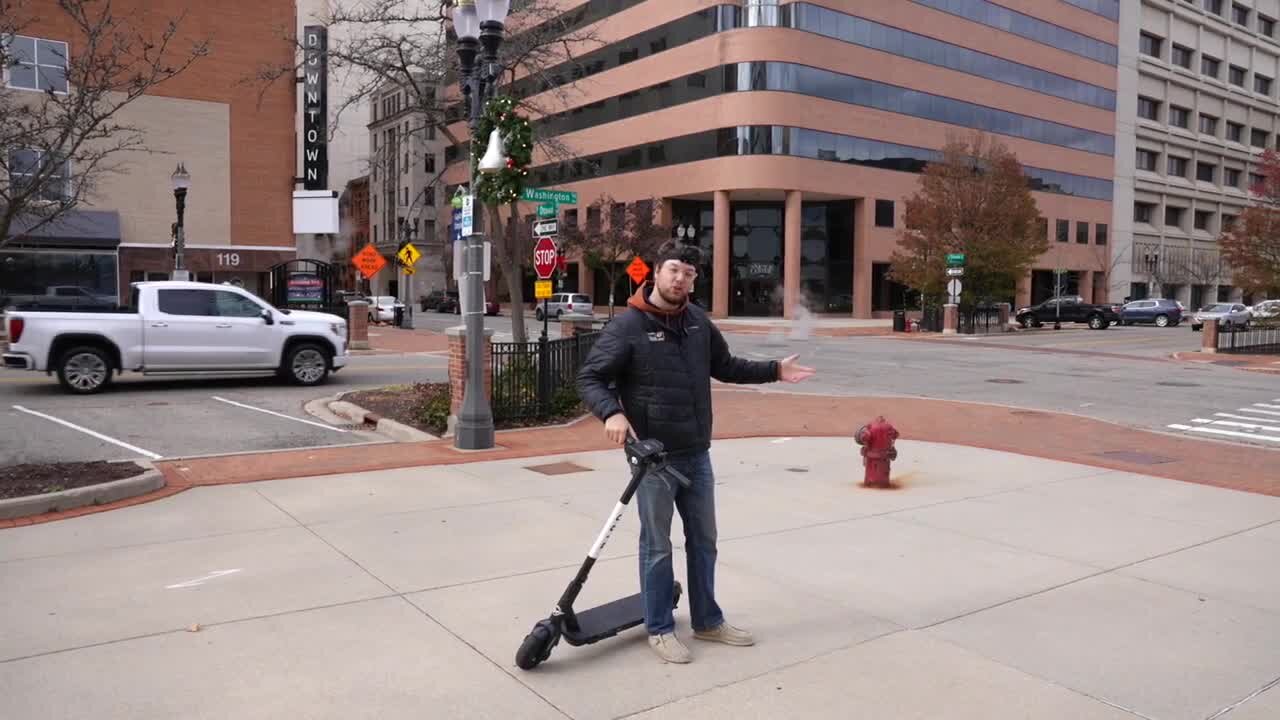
[1171,44,1193,68]
[1202,55,1220,78]
[1056,219,1069,242]
[1165,206,1185,227]
[1137,96,1160,120]
[1095,223,1108,245]
[1167,156,1188,177]
[1228,121,1245,142]
[1222,213,1237,230]
[1205,0,1223,15]
[1252,128,1270,147]
[1261,15,1276,38]
[1076,221,1089,244]
[1197,161,1216,182]
[1250,171,1265,188]
[1199,114,1218,135]
[1256,75,1273,95]
[425,154,435,173]
[1136,148,1158,170]
[1233,3,1249,25]
[1229,65,1247,86]
[1169,106,1190,128]
[1135,202,1154,223]
[1225,167,1242,187]
[874,199,894,227]
[1139,32,1163,58]
[1194,210,1213,230]
[4,35,69,93]
[425,186,434,205]
[7,149,69,201]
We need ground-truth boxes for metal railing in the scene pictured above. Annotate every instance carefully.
[490,331,602,420]
[958,304,1004,335]
[1217,321,1280,354]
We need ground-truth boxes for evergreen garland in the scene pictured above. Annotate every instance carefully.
[471,95,533,206]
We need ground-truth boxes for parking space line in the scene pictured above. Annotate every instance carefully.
[211,396,348,433]
[12,405,163,460]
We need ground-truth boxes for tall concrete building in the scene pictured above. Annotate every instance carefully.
[1114,0,1278,309]
[443,0,1121,318]
[367,80,450,301]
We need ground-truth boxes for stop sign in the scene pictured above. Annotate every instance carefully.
[533,236,558,279]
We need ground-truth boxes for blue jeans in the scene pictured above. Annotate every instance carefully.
[635,449,724,635]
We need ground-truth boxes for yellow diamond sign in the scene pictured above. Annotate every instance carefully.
[535,280,553,299]
[396,242,421,268]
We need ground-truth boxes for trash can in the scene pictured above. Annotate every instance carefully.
[892,309,906,332]
[394,305,405,327]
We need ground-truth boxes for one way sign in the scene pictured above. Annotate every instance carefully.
[532,219,557,237]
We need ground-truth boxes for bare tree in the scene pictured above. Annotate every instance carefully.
[1092,240,1130,303]
[559,194,669,318]
[247,0,605,342]
[0,0,208,248]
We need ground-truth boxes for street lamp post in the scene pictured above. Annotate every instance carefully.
[171,163,191,281]
[451,0,509,450]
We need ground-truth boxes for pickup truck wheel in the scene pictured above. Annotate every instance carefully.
[1019,316,1034,329]
[57,346,112,394]
[1088,314,1108,330]
[284,344,330,386]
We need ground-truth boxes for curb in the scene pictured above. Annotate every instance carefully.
[328,399,438,442]
[0,464,166,521]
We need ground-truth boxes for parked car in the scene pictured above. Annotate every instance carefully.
[1249,299,1280,321]
[1015,297,1119,329]
[1190,303,1252,331]
[435,291,498,315]
[1,285,119,311]
[368,295,405,323]
[2,281,348,394]
[535,293,593,321]
[1119,298,1183,327]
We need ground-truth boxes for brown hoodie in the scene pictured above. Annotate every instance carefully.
[627,282,689,334]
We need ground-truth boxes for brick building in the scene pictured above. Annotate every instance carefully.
[2,0,297,302]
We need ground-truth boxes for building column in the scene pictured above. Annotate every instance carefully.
[852,198,874,318]
[784,190,802,319]
[713,190,730,318]
[1079,270,1094,303]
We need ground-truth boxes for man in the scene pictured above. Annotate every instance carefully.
[576,241,815,664]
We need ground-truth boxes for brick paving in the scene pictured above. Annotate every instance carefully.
[358,327,451,355]
[1173,350,1280,374]
[4,388,1277,529]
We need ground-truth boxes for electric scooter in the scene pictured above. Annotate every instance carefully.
[514,437,690,670]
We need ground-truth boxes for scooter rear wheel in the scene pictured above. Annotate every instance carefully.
[672,581,683,608]
[515,620,560,670]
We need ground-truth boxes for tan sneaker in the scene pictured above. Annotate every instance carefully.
[648,632,692,663]
[693,621,755,646]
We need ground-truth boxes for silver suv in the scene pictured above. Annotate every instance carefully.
[535,293,593,320]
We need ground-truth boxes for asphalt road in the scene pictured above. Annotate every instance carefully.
[0,354,448,465]
[714,324,1280,450]
[2,321,1276,468]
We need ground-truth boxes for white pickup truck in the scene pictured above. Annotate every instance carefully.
[2,281,349,394]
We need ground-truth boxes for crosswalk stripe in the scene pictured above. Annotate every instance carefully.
[1167,423,1194,430]
[1183,426,1280,442]
[1239,406,1280,417]
[1254,403,1280,410]
[1192,417,1280,433]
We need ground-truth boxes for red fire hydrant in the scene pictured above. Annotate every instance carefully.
[854,416,899,488]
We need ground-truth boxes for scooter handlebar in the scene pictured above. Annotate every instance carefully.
[625,437,693,489]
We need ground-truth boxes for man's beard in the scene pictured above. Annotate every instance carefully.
[657,285,687,307]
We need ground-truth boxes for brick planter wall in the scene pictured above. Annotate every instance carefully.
[446,326,494,422]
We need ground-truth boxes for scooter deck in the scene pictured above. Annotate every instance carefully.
[562,592,645,646]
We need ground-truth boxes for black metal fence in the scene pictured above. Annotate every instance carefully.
[490,331,602,420]
[1217,322,1280,354]
[958,304,1004,335]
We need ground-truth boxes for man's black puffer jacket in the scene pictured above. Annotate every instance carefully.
[576,286,779,456]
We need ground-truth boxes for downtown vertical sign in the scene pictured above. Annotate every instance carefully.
[302,25,328,191]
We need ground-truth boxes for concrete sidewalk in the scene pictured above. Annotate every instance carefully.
[2,438,1279,719]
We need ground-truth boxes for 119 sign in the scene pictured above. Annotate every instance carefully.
[533,236,558,280]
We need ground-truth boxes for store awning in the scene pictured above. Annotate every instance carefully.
[6,210,122,249]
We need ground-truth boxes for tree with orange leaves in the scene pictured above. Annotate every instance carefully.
[888,132,1047,307]
[1220,149,1280,298]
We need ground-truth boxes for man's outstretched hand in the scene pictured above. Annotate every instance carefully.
[778,354,816,383]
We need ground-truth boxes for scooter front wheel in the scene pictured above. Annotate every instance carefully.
[672,581,683,609]
[515,619,560,670]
